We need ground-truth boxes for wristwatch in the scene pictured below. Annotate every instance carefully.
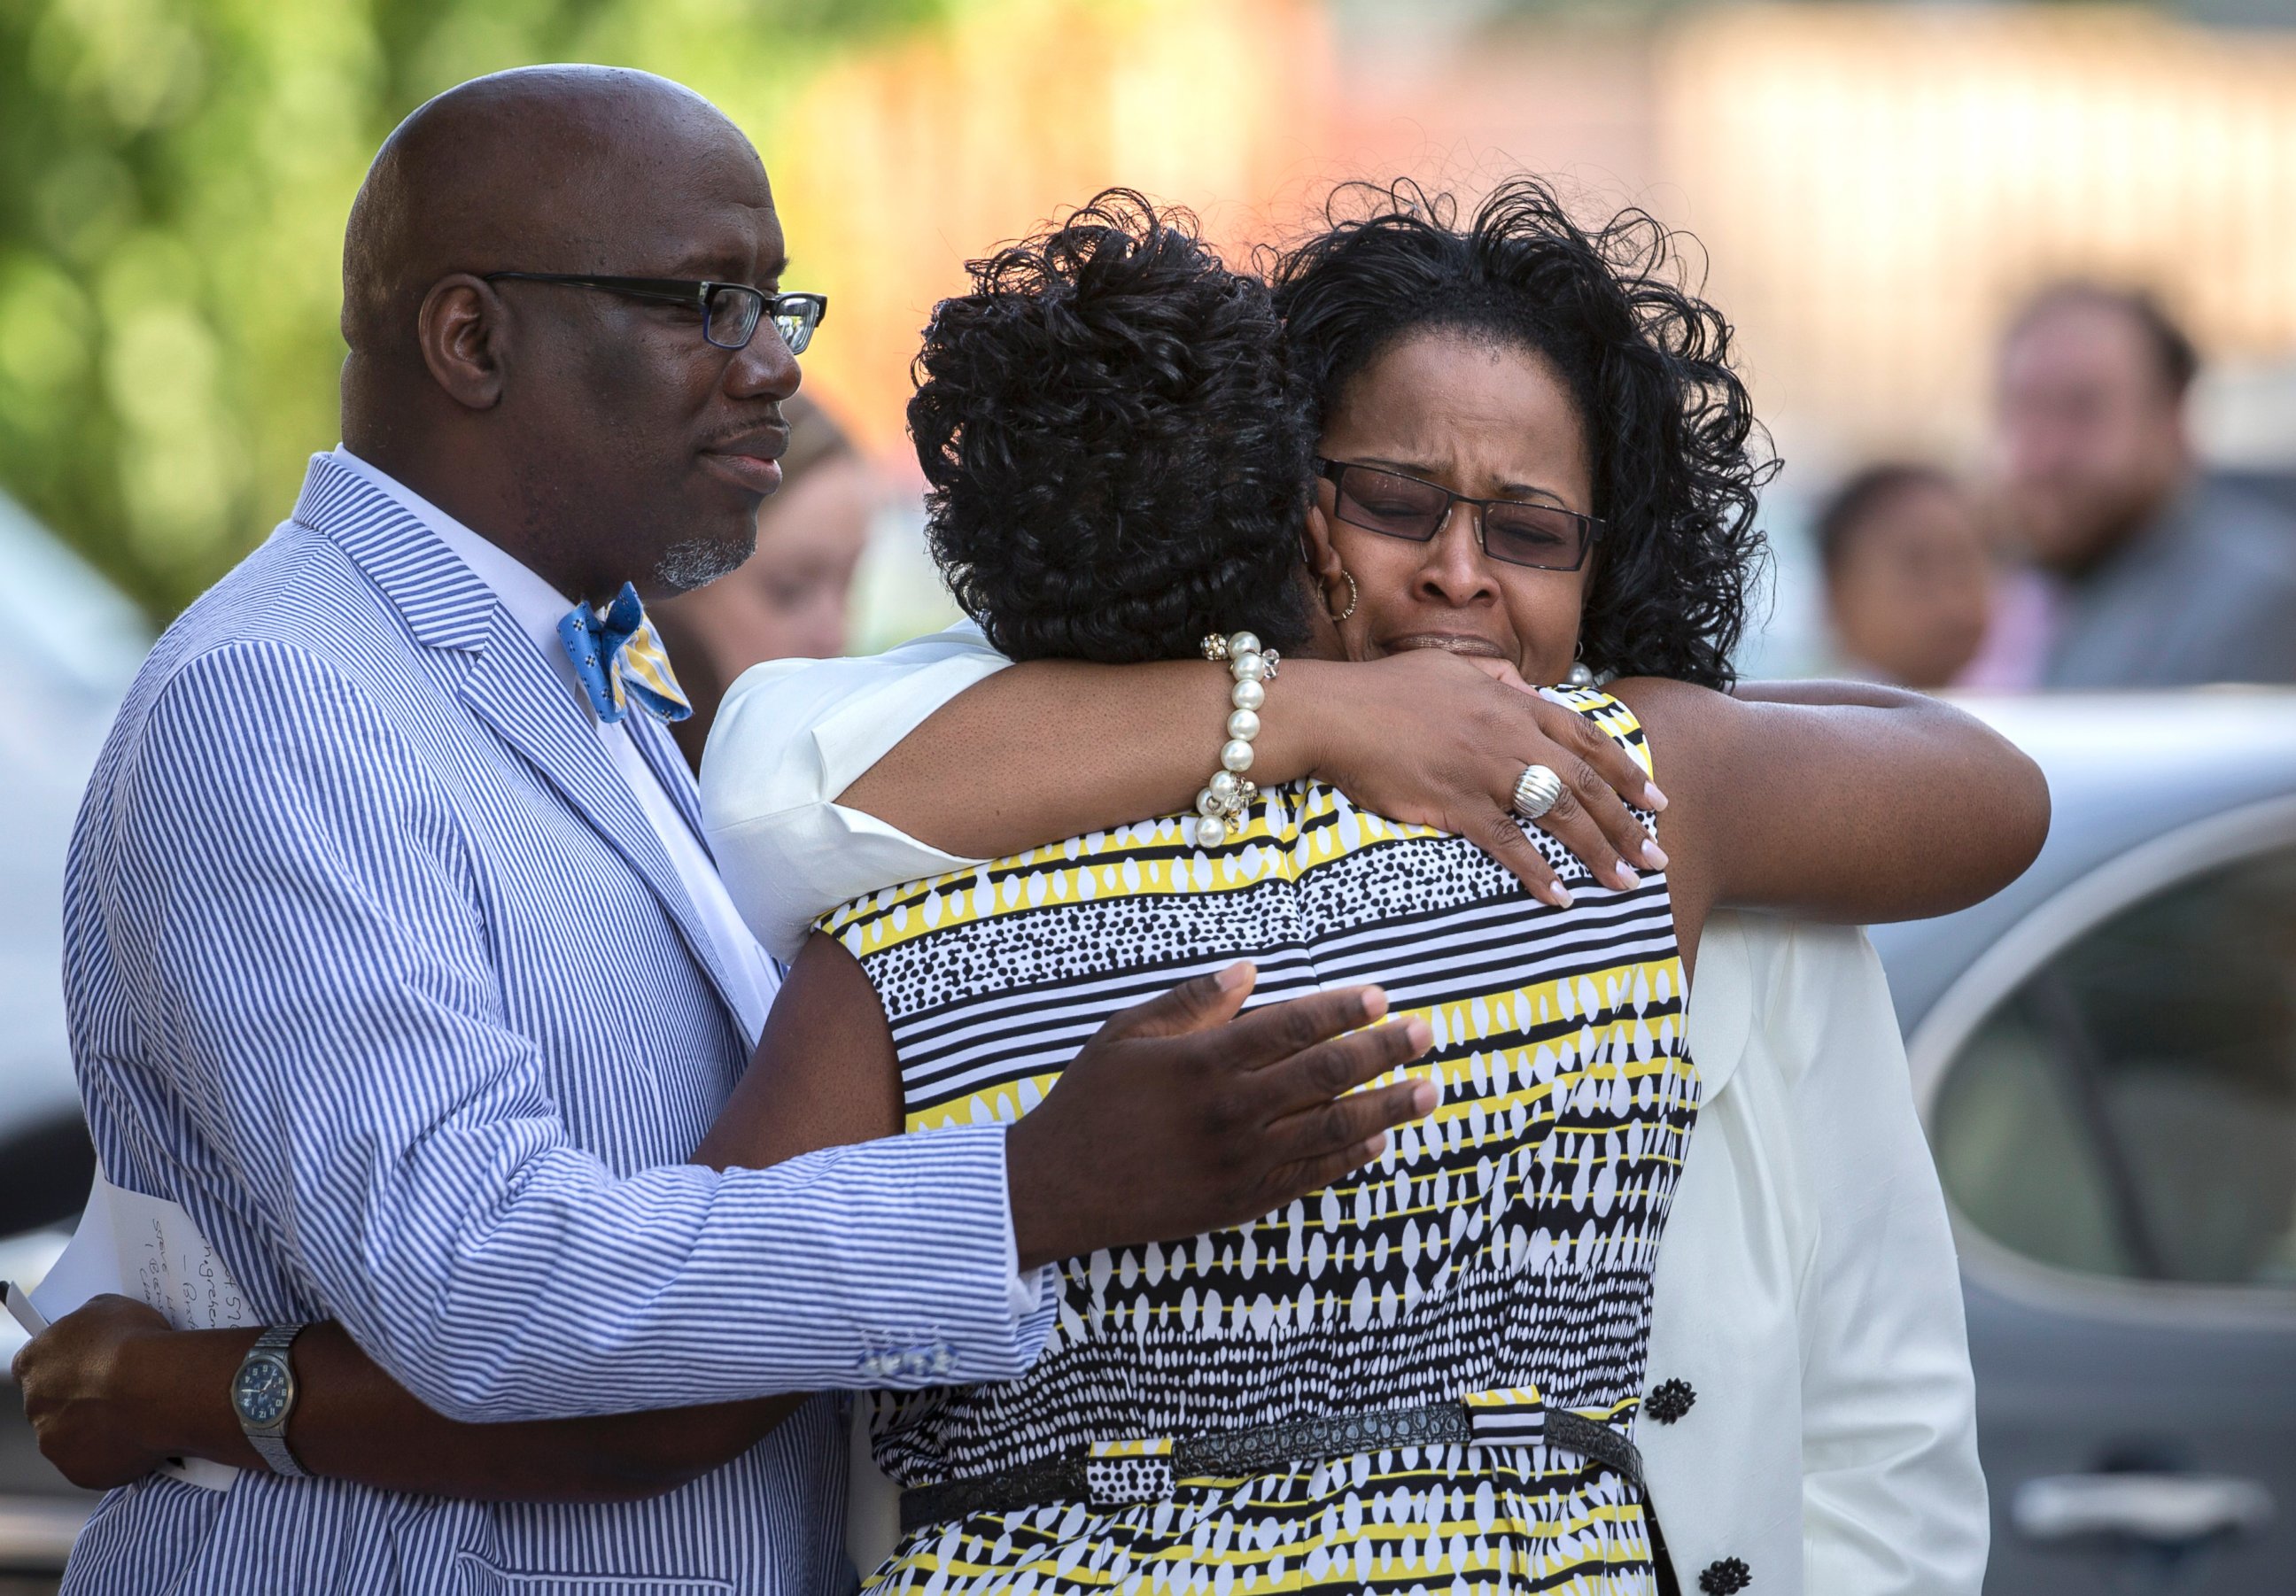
[231,1324,309,1477]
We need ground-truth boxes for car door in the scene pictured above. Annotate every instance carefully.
[1909,803,2296,1595]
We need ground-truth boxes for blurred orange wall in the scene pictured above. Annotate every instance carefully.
[1660,4,2296,461]
[768,0,1334,461]
[769,3,2296,470]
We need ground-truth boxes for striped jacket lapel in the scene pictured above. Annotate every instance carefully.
[292,453,494,654]
[293,453,747,1034]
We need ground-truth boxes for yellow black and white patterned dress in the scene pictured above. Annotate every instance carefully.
[821,688,1697,1594]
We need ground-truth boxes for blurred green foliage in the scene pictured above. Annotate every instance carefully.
[0,0,947,620]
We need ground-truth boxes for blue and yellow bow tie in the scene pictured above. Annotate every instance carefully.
[558,583,691,724]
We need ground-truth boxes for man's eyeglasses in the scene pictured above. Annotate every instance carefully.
[1317,458,1602,573]
[482,274,828,354]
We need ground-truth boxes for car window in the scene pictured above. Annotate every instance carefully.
[1931,841,2296,1289]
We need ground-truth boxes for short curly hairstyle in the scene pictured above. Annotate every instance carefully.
[909,190,1315,662]
[1268,179,1775,688]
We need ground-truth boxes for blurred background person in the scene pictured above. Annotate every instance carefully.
[1818,462,1995,690]
[1997,282,2296,687]
[649,393,879,769]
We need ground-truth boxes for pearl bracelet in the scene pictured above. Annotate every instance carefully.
[1191,630,1280,847]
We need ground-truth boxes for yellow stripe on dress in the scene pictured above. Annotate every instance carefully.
[1089,1437,1175,1459]
[820,787,1446,960]
[1464,1385,1546,1412]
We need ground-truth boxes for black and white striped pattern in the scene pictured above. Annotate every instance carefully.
[59,453,1056,1594]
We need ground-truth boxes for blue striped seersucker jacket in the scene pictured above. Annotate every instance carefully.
[58,453,1056,1594]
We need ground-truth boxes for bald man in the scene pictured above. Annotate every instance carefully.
[40,66,1424,1592]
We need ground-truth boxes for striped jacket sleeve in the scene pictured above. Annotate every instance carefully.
[99,639,1054,1422]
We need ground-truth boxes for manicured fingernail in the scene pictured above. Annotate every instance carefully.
[1643,783,1668,811]
[1361,987,1390,1019]
[1641,840,1669,870]
[1547,882,1575,909]
[1614,864,1641,889]
[1216,961,1254,991]
[1403,1018,1431,1053]
[1410,1078,1439,1115]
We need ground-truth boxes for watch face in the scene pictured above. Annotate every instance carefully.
[234,1357,290,1427]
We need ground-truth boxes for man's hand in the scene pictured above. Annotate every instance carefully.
[12,1295,215,1491]
[1297,649,1666,907]
[1004,963,1437,1269]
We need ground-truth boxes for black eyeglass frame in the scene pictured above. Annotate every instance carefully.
[1315,457,1604,573]
[480,273,828,353]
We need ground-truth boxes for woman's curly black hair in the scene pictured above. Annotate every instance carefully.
[909,190,1315,662]
[1268,179,1775,687]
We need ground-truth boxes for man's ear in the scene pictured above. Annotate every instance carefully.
[416,275,508,411]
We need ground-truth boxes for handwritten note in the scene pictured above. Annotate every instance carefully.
[27,1172,248,1491]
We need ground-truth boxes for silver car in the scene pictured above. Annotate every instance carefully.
[1872,692,2296,1593]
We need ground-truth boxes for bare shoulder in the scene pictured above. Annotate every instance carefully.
[1604,676,1741,772]
[1602,676,1755,839]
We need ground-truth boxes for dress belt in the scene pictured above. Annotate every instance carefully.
[898,1399,1645,1533]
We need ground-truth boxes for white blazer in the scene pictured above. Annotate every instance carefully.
[702,630,1990,1596]
[1648,910,1987,1595]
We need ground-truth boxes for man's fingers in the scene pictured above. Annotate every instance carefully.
[1250,1015,1432,1121]
[1265,1075,1437,1174]
[1217,983,1390,1071]
[1260,1135,1397,1214]
[1104,960,1257,1041]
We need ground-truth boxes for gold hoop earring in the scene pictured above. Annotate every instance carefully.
[1327,569,1358,622]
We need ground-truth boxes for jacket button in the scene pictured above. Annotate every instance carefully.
[1698,1556,1750,1593]
[1648,1378,1696,1424]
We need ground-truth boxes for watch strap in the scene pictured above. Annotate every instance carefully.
[237,1323,308,1479]
[250,1322,303,1358]
[244,1427,305,1478]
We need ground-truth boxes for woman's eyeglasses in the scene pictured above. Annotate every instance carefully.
[482,274,828,353]
[1317,458,1601,572]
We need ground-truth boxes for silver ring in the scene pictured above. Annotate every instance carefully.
[1510,763,1564,820]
